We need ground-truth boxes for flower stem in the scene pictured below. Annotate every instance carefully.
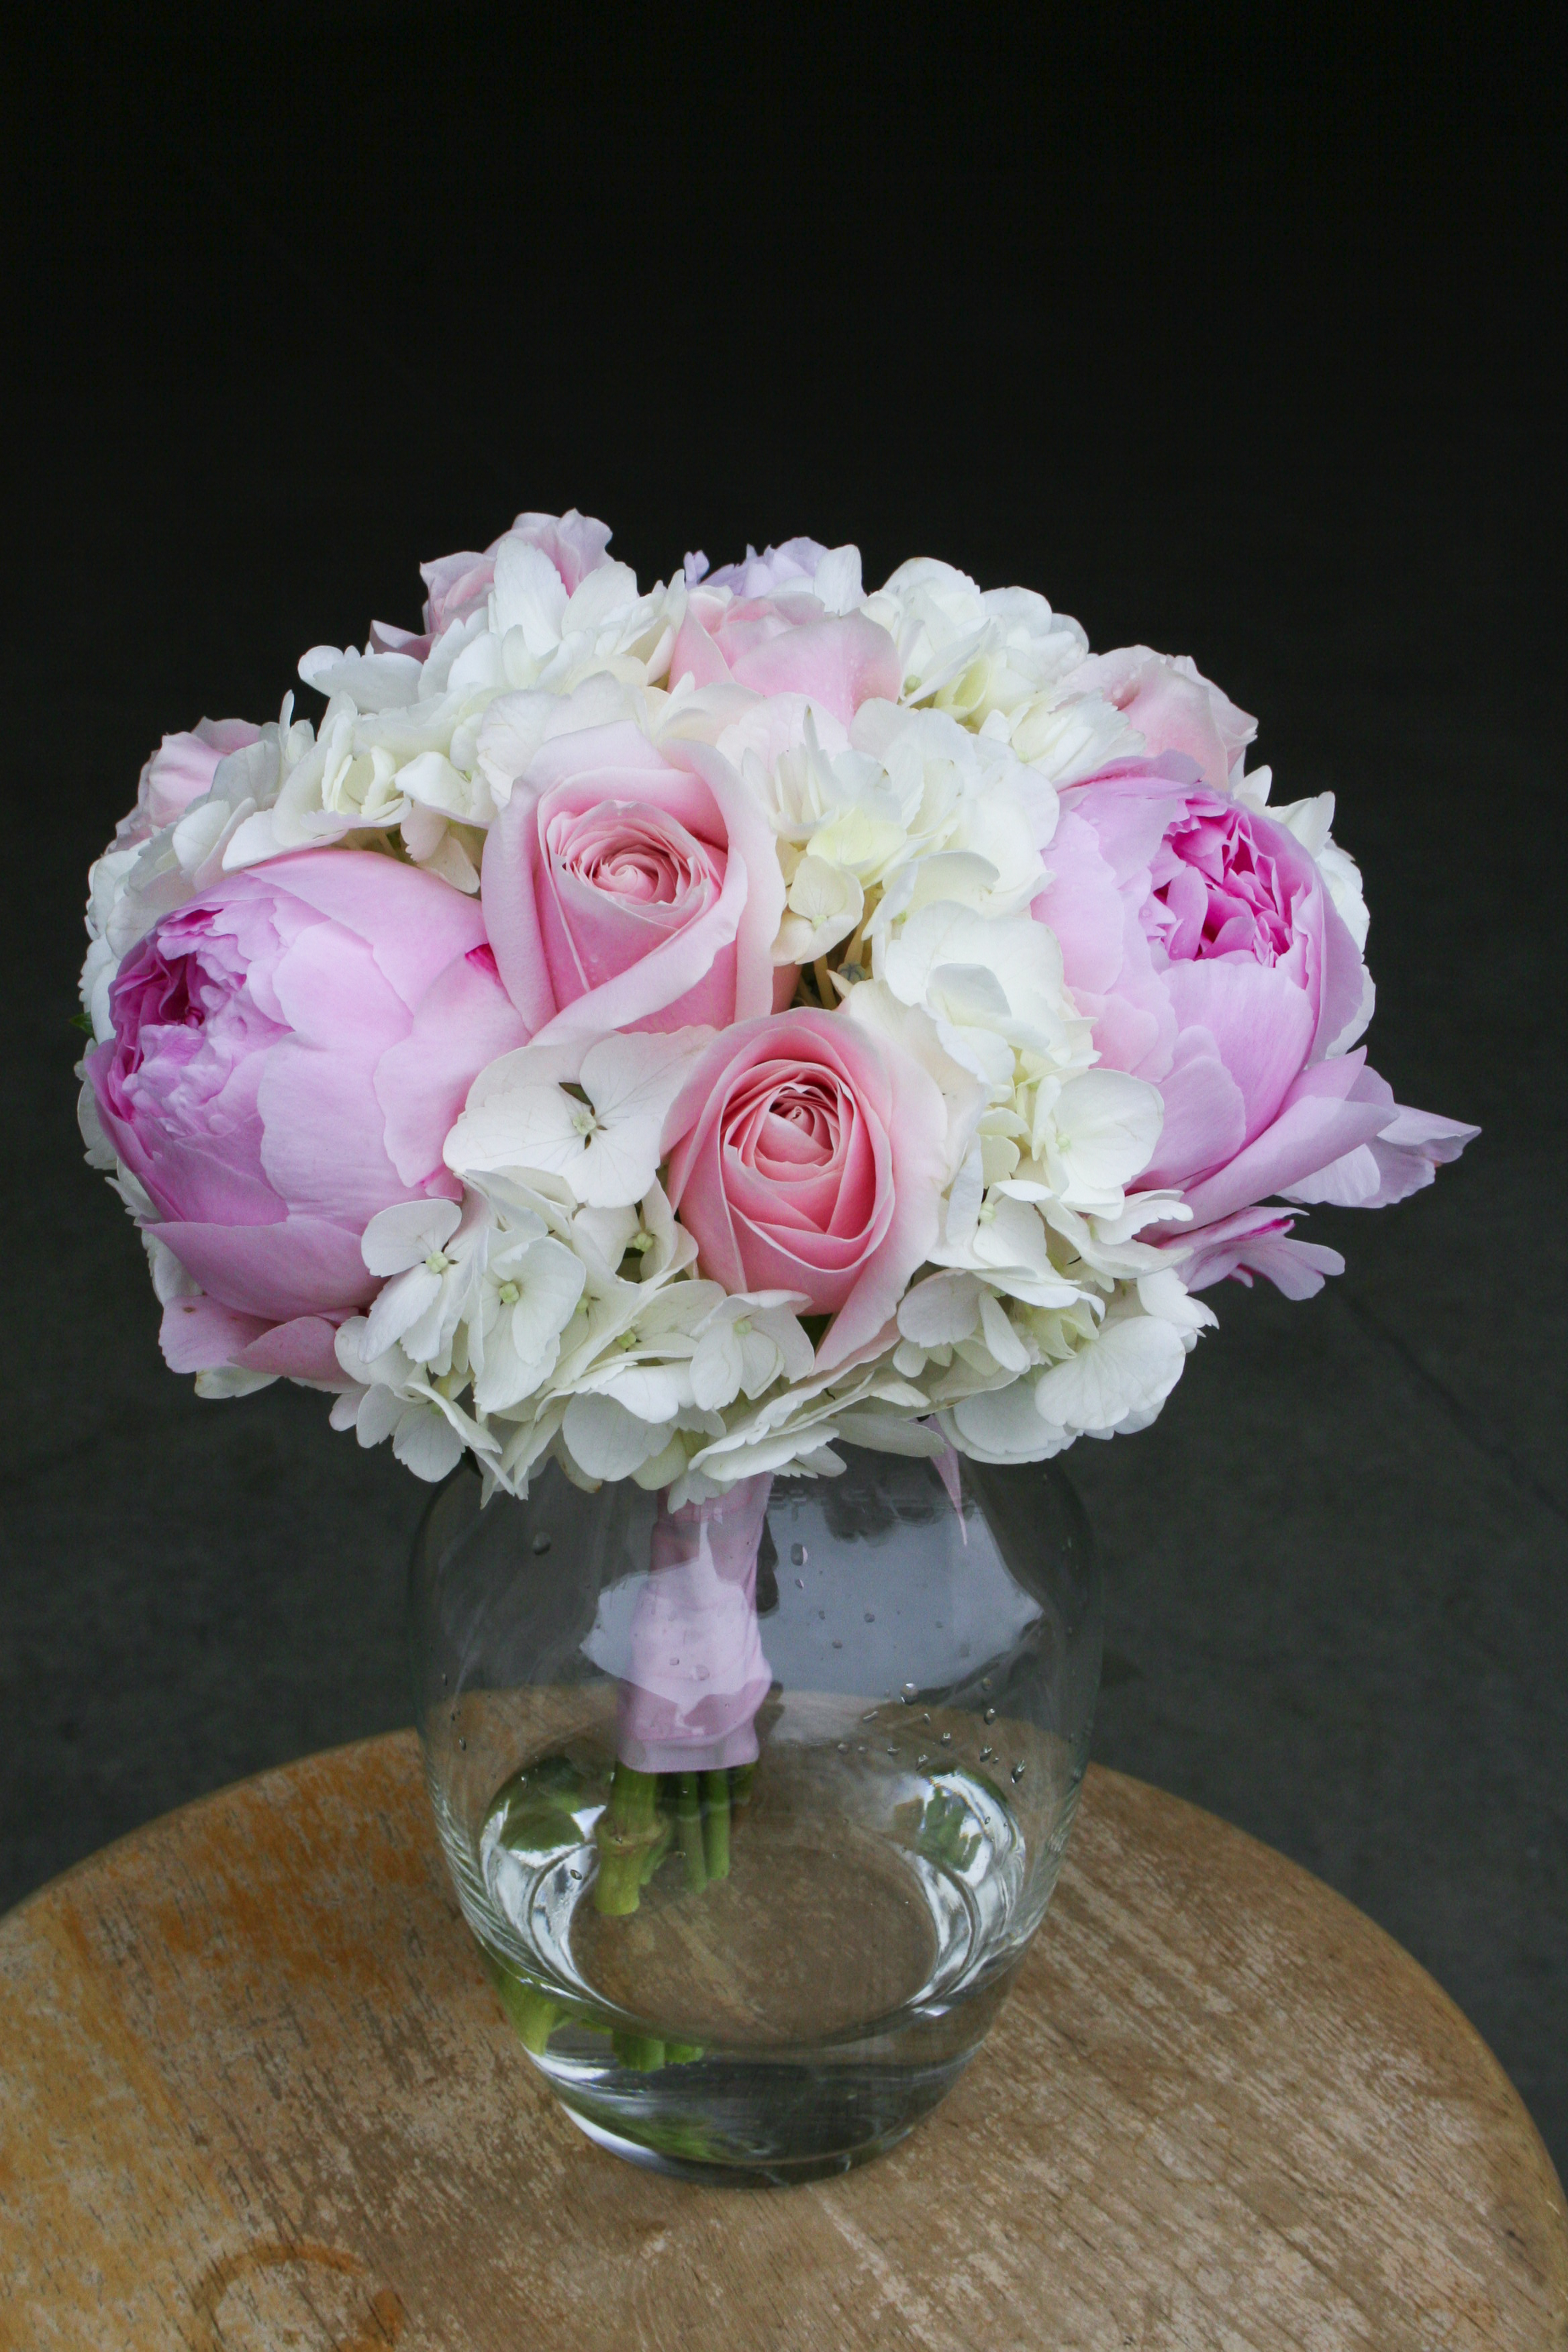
[701,1769,731,1880]
[612,2029,667,2071]
[674,1771,708,1892]
[594,1764,666,1914]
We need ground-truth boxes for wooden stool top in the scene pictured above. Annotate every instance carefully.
[1,1732,1562,2351]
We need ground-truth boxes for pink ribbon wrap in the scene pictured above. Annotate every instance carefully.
[616,1476,774,1773]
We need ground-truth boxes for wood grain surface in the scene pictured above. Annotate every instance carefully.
[0,1733,1562,2351]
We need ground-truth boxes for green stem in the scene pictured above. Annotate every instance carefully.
[674,1771,708,1892]
[612,2029,667,2071]
[594,1764,665,1914]
[702,1769,731,1881]
[481,1953,563,2057]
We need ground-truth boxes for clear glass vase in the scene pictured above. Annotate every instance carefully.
[409,1445,1102,2186]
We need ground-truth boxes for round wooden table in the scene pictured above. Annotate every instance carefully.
[1,1735,1562,2350]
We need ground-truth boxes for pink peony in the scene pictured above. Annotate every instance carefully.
[88,851,528,1370]
[668,585,900,724]
[481,721,785,1055]
[1061,648,1256,792]
[662,1008,949,1369]
[617,1476,774,1772]
[1033,762,1476,1278]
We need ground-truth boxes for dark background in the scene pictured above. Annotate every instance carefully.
[5,8,1564,2165]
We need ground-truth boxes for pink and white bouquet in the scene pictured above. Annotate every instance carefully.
[80,513,1475,1503]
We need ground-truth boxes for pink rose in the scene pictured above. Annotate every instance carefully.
[367,509,613,661]
[1033,762,1475,1282]
[115,718,262,850]
[481,720,785,1054]
[88,851,528,1370]
[662,1008,949,1369]
[1062,648,1256,792]
[617,1477,774,1772]
[668,585,900,724]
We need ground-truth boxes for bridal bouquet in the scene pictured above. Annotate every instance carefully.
[79,513,1474,1505]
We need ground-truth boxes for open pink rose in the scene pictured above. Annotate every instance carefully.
[1062,648,1256,792]
[662,1008,948,1368]
[481,720,785,1056]
[88,851,528,1368]
[617,1477,774,1772]
[668,585,900,724]
[1033,761,1475,1282]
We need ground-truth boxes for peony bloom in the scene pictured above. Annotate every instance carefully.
[480,720,785,1056]
[87,851,528,1370]
[1033,761,1475,1271]
[668,579,900,724]
[662,1008,950,1369]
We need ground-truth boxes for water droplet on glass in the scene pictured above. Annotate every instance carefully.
[861,1710,877,1723]
[568,1867,582,1882]
[449,1709,458,1724]
[900,1682,917,1701]
[940,1731,953,1746]
[922,1711,932,1725]
[817,1608,826,1621]
[984,1706,997,1724]
[1011,1763,1026,1785]
[530,1532,552,1556]
[857,1743,868,1754]
[886,1743,898,1755]
[916,1753,929,1768]
[980,1675,993,1693]
[791,1543,807,1566]
[831,1639,843,1650]
[979,1745,995,1762]
[457,1737,468,1751]
[837,1741,849,1753]
[794,1576,805,1589]
[864,1610,876,1623]
[439,1671,448,1687]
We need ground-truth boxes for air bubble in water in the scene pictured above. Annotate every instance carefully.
[457,1737,468,1752]
[864,1610,876,1623]
[791,1543,808,1566]
[900,1682,917,1701]
[984,1706,997,1724]
[531,1532,551,1555]
[979,1745,995,1762]
[794,1577,805,1589]
[1011,1763,1026,1785]
[940,1731,953,1746]
[980,1675,993,1693]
